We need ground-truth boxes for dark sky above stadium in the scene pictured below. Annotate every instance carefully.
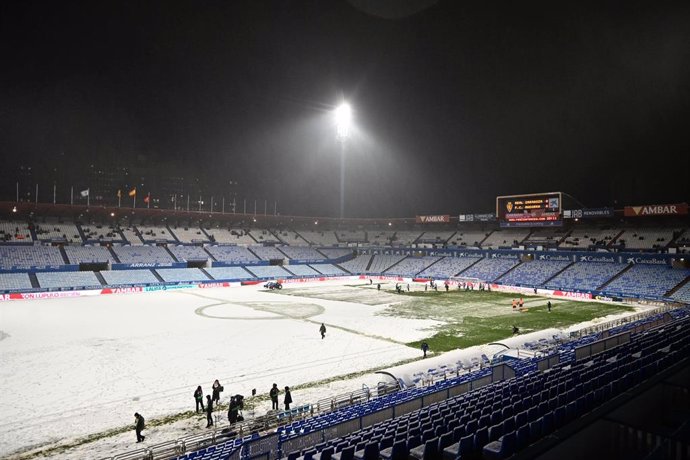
[1,1,688,218]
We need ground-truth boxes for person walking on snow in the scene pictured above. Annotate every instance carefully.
[320,323,327,339]
[134,413,145,443]
[206,395,214,427]
[194,386,205,413]
[212,379,223,405]
[284,386,293,410]
[421,342,429,358]
[270,383,279,410]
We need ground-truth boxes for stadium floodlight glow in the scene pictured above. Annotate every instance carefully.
[335,102,352,141]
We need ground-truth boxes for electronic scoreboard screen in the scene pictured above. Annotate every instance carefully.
[496,192,563,227]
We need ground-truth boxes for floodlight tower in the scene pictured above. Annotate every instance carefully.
[335,102,351,219]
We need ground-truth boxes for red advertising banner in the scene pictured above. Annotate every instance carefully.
[416,214,450,223]
[624,203,688,217]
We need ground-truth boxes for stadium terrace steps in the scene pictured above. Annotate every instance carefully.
[94,271,107,286]
[152,270,165,283]
[596,263,634,290]
[541,261,575,286]
[494,261,523,282]
[666,277,690,298]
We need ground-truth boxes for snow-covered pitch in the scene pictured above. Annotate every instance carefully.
[0,280,436,458]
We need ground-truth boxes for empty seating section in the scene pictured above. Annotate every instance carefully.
[524,228,569,246]
[245,265,292,279]
[101,269,158,285]
[205,266,254,280]
[462,258,520,282]
[169,227,210,243]
[615,227,679,250]
[206,228,256,245]
[670,282,690,303]
[299,231,339,246]
[546,262,628,291]
[418,231,456,244]
[499,260,572,286]
[64,246,116,264]
[36,271,102,289]
[0,273,33,291]
[136,225,177,243]
[34,222,82,243]
[279,246,327,261]
[367,230,396,246]
[249,229,280,244]
[112,246,175,265]
[310,264,347,275]
[604,264,690,298]
[418,256,482,278]
[285,265,321,277]
[274,230,310,245]
[338,255,372,274]
[391,231,422,246]
[120,227,143,244]
[251,246,287,260]
[367,255,406,274]
[447,230,489,247]
[169,245,211,262]
[559,227,620,249]
[81,224,123,242]
[155,268,210,283]
[206,246,259,264]
[0,220,33,242]
[480,230,531,249]
[0,246,65,269]
[319,248,354,259]
[384,256,440,276]
[337,230,366,243]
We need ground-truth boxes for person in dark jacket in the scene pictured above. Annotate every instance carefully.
[320,323,327,339]
[270,383,279,410]
[421,342,429,358]
[194,386,205,413]
[206,395,214,427]
[284,386,293,410]
[134,413,145,442]
[212,379,223,405]
[228,396,240,424]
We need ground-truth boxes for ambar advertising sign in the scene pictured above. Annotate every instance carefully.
[624,203,688,217]
[416,215,450,223]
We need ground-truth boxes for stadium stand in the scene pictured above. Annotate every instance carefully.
[480,229,531,249]
[318,248,353,259]
[391,231,422,246]
[245,265,293,279]
[250,246,287,260]
[417,231,456,245]
[120,227,144,244]
[205,228,256,245]
[298,230,339,246]
[384,256,440,276]
[35,271,102,289]
[0,220,33,242]
[169,226,210,244]
[447,230,490,247]
[614,227,680,250]
[136,225,177,243]
[284,264,321,277]
[279,246,327,261]
[0,272,33,291]
[603,264,690,298]
[206,246,259,264]
[112,245,176,265]
[523,228,569,247]
[33,222,82,243]
[310,264,348,276]
[0,245,65,270]
[417,256,483,279]
[368,254,406,273]
[101,269,159,285]
[205,266,254,280]
[168,245,211,262]
[337,230,367,244]
[670,281,690,303]
[338,255,372,274]
[498,260,572,287]
[63,245,116,264]
[80,224,124,243]
[545,262,629,291]
[273,229,310,246]
[462,258,521,282]
[249,229,281,244]
[558,227,620,250]
[367,230,396,246]
[155,268,210,283]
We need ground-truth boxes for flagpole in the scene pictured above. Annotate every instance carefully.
[147,193,150,209]
[222,197,225,214]
[70,187,73,206]
[35,184,38,204]
[186,195,190,212]
[16,182,19,202]
[211,196,214,213]
[118,192,121,208]
[133,192,136,209]
[87,190,90,207]
[53,183,56,204]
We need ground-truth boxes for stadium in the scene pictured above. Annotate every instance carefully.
[1,2,690,460]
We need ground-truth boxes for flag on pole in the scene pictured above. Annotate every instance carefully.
[80,189,90,197]
[128,188,136,197]
[117,189,121,198]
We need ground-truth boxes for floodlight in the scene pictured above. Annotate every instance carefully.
[335,102,352,140]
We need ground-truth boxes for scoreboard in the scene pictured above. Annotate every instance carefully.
[496,192,563,227]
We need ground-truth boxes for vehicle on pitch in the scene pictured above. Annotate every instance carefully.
[264,281,283,290]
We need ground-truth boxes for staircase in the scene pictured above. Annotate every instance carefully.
[597,263,634,290]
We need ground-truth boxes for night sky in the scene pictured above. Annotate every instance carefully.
[1,1,688,218]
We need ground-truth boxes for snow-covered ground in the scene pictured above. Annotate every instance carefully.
[0,280,431,459]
